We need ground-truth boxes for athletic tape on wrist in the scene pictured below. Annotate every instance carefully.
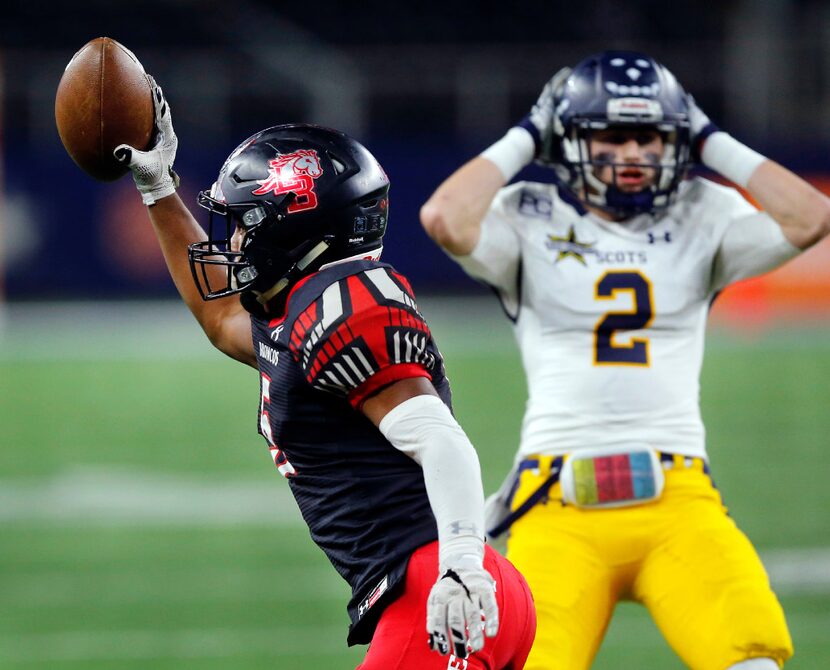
[701,132,767,188]
[480,126,536,181]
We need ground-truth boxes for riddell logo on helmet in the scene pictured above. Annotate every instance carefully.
[252,149,324,213]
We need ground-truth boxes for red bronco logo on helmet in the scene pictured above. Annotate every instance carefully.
[251,149,324,213]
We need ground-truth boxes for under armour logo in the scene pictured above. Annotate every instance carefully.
[449,521,479,536]
[647,231,672,244]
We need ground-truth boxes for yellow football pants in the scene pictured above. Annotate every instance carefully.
[507,455,793,670]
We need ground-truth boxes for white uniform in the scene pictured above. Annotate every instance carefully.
[454,177,797,460]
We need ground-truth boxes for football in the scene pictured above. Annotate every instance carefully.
[55,37,154,181]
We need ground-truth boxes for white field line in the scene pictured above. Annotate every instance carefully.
[0,297,517,360]
[1,468,829,598]
[0,467,302,526]
[2,566,349,608]
[0,627,355,663]
[1,299,828,362]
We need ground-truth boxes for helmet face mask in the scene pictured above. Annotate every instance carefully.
[546,51,692,218]
[188,124,390,309]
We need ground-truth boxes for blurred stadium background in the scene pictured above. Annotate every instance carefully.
[1,1,829,668]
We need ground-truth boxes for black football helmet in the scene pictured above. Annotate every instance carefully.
[189,123,389,311]
[543,50,692,217]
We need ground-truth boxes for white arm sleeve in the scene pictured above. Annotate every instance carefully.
[378,395,486,570]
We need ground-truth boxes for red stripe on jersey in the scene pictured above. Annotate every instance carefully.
[391,271,415,297]
[290,269,434,396]
[267,274,316,330]
[290,301,319,355]
[596,454,634,502]
[343,275,394,368]
[348,363,431,409]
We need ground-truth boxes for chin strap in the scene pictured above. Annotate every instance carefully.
[254,239,331,305]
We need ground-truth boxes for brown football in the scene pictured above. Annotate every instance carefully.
[55,37,154,181]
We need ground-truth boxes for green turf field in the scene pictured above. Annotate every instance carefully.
[1,300,828,669]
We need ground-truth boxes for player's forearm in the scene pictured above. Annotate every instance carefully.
[377,394,486,569]
[146,194,239,336]
[146,194,207,310]
[699,130,830,249]
[746,161,830,249]
[420,157,507,256]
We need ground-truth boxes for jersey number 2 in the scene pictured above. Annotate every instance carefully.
[594,271,654,366]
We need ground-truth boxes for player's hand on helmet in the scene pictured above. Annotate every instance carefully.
[518,66,572,154]
[686,94,720,162]
[426,564,499,659]
[114,76,179,205]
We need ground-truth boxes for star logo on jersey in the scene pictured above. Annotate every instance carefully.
[546,225,596,265]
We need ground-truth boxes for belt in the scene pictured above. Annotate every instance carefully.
[487,451,709,539]
[658,452,710,475]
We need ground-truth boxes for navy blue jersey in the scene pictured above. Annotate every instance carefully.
[250,260,451,645]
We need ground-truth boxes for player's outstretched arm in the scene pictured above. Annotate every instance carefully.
[689,97,830,249]
[144,195,255,366]
[420,68,570,256]
[362,378,499,658]
[115,80,256,367]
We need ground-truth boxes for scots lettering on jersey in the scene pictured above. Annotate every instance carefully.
[596,250,648,264]
[545,225,650,267]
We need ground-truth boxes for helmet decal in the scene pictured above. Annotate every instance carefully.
[252,149,324,213]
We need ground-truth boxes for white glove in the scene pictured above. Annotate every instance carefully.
[114,76,179,205]
[686,95,712,136]
[685,94,720,162]
[426,563,499,659]
[518,66,572,147]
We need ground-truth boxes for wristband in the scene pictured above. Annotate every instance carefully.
[480,126,536,181]
[700,132,766,188]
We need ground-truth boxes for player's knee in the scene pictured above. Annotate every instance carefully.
[704,584,792,669]
[724,584,792,649]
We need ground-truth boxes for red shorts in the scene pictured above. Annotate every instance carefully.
[357,541,536,670]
